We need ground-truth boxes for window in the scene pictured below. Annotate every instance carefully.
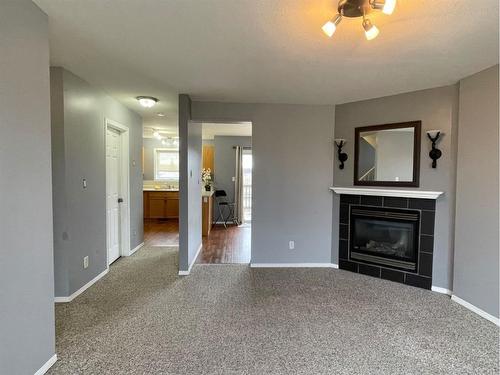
[154,148,179,181]
[242,149,252,222]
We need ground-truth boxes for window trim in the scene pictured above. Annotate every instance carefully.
[153,147,179,181]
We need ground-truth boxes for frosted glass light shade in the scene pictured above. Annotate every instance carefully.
[322,14,342,38]
[382,0,396,15]
[363,19,379,40]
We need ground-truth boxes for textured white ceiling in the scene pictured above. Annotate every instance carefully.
[202,122,252,140]
[34,0,499,125]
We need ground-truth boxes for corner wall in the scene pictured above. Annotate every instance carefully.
[179,95,202,272]
[50,67,143,297]
[333,85,459,290]
[453,65,499,319]
[0,1,56,373]
[191,102,335,264]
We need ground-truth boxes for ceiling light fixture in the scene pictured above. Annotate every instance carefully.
[322,0,396,40]
[161,137,178,147]
[136,96,159,108]
[157,112,165,117]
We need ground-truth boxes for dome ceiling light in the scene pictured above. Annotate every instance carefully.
[322,0,396,40]
[136,96,159,108]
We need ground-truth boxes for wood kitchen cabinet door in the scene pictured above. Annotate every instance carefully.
[165,198,179,218]
[149,196,167,219]
[202,145,214,172]
[143,192,150,218]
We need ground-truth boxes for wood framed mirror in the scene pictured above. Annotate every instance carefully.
[354,121,421,187]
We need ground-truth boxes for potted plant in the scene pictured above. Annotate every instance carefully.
[201,168,212,191]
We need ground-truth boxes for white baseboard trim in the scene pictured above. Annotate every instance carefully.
[431,286,452,295]
[126,242,144,256]
[54,269,109,303]
[34,354,57,375]
[178,242,203,276]
[250,263,339,268]
[451,295,499,326]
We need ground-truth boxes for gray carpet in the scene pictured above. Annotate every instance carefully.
[48,246,499,374]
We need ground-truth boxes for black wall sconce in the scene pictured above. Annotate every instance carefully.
[334,139,348,169]
[426,130,442,168]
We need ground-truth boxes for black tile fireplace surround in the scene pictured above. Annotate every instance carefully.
[338,194,435,290]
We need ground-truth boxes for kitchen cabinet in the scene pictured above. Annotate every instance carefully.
[202,145,214,172]
[143,191,179,219]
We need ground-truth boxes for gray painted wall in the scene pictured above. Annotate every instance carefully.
[453,65,499,318]
[50,67,69,297]
[179,95,203,271]
[333,85,459,289]
[0,1,56,374]
[213,135,252,218]
[191,102,335,264]
[50,67,143,297]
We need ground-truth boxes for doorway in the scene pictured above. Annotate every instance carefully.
[105,119,130,266]
[198,122,252,264]
[142,127,180,247]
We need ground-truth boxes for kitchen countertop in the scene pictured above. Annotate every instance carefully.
[143,189,179,192]
[202,190,214,197]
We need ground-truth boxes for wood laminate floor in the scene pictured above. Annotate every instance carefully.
[198,224,251,264]
[143,219,179,247]
[143,219,251,264]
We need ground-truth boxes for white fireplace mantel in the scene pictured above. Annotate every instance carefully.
[330,187,444,200]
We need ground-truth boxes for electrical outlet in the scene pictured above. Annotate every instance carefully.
[83,256,89,269]
[289,241,295,250]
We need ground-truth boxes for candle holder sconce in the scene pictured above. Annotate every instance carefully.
[427,130,442,168]
[334,139,348,170]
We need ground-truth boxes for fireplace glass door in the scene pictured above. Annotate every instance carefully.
[350,206,419,271]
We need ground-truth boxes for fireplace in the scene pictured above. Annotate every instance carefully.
[350,206,419,272]
[337,193,436,290]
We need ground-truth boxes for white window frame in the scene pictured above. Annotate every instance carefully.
[154,148,179,181]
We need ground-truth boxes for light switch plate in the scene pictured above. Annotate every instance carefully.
[83,256,89,269]
[289,241,295,250]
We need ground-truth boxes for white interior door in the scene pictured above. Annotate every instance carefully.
[106,127,121,265]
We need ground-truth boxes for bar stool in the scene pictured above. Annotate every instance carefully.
[213,190,238,228]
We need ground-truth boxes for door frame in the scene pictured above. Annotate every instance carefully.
[105,118,131,267]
